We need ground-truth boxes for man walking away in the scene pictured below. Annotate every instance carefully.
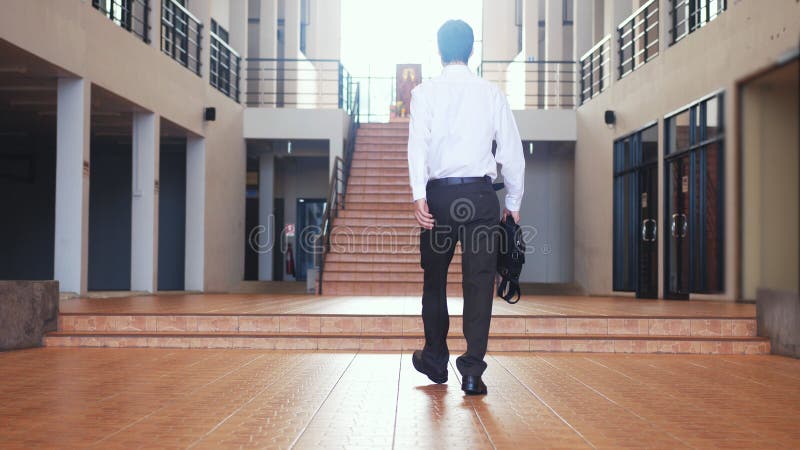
[407,20,525,396]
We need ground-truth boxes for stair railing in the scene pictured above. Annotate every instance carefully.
[316,83,361,294]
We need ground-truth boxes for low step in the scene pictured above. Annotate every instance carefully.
[56,314,759,337]
[44,331,769,354]
[356,130,409,138]
[352,152,408,161]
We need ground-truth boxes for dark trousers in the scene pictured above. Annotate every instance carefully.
[419,180,500,377]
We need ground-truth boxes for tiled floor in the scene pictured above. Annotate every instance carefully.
[60,294,756,318]
[1,348,797,449]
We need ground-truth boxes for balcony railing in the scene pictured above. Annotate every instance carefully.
[670,0,726,44]
[480,60,577,110]
[245,59,355,111]
[161,0,202,76]
[618,0,659,79]
[579,35,611,105]
[92,0,150,43]
[210,32,240,102]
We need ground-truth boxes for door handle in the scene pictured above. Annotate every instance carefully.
[671,213,688,238]
[641,219,657,242]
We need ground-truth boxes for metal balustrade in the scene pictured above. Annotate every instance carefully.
[579,35,611,105]
[161,0,202,76]
[480,60,577,110]
[210,32,240,102]
[618,0,660,79]
[245,59,355,112]
[670,0,726,44]
[91,0,150,43]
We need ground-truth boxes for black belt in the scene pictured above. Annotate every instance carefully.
[427,176,491,188]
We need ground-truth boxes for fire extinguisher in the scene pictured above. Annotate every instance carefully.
[286,243,295,277]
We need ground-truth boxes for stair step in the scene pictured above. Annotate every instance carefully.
[356,143,408,154]
[324,253,463,263]
[356,130,409,138]
[351,160,409,169]
[356,137,408,145]
[336,209,413,219]
[338,201,414,211]
[345,193,411,203]
[321,281,458,296]
[330,226,420,236]
[347,176,409,186]
[44,331,770,354]
[352,154,408,162]
[331,217,418,227]
[360,122,410,130]
[350,167,408,177]
[55,314,759,337]
[345,185,411,195]
[324,261,460,272]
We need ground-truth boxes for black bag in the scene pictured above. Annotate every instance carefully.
[496,216,525,304]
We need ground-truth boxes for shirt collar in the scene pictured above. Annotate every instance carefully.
[442,64,471,76]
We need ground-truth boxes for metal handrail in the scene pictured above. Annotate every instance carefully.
[210,32,240,101]
[316,83,360,294]
[91,0,151,43]
[245,58,355,109]
[160,0,203,76]
[617,0,659,79]
[579,34,611,105]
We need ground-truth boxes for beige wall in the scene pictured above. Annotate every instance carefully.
[574,0,799,299]
[742,62,800,298]
[0,0,248,293]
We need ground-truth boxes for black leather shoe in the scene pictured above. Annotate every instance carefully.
[412,350,448,384]
[461,375,487,395]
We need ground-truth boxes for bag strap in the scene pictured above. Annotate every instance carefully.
[497,276,521,304]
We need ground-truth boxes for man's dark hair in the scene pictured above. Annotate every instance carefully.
[437,20,474,64]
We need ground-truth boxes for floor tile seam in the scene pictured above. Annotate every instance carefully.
[488,354,596,449]
[287,351,360,449]
[390,351,403,450]
[87,352,269,447]
[186,352,320,449]
[449,359,496,450]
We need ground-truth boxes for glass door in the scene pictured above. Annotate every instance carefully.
[613,123,659,299]
[664,93,725,298]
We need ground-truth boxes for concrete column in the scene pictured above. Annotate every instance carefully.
[258,153,275,281]
[131,112,160,292]
[228,0,247,102]
[524,0,540,59]
[574,0,594,59]
[283,0,301,58]
[257,0,279,105]
[54,78,91,295]
[185,136,206,291]
[545,0,564,108]
[659,0,672,48]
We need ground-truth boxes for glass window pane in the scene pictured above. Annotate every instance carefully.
[668,109,691,154]
[641,124,658,163]
[705,96,721,139]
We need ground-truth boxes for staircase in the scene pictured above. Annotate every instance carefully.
[320,122,463,296]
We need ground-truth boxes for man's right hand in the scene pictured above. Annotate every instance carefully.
[414,199,435,230]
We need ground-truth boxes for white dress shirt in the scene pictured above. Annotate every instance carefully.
[407,64,525,211]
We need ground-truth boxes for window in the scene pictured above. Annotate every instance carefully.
[300,0,310,54]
